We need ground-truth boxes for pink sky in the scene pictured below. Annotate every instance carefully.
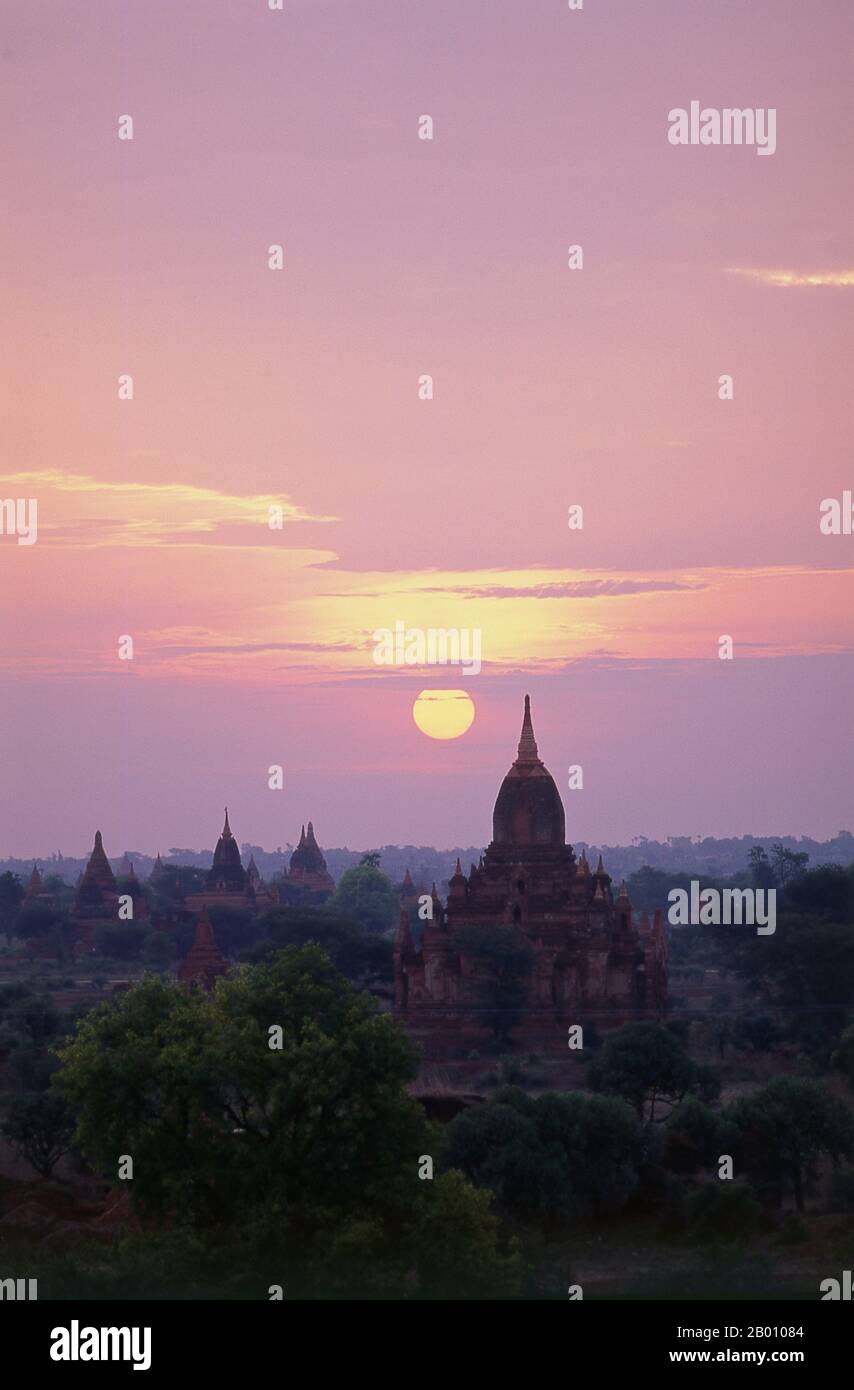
[1,0,852,857]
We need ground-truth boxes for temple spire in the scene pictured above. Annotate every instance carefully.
[222,808,232,839]
[516,694,539,763]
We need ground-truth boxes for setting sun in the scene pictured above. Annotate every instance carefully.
[412,690,476,741]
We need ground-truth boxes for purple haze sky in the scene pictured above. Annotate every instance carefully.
[1,0,852,857]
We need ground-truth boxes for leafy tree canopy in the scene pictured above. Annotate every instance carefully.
[444,1085,647,1226]
[0,870,25,929]
[55,945,426,1230]
[329,863,398,935]
[53,944,524,1296]
[260,906,393,980]
[1,1091,75,1178]
[588,1022,719,1122]
[726,1076,854,1212]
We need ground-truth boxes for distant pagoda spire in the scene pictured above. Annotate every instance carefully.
[74,830,119,917]
[79,831,118,893]
[149,852,167,884]
[25,863,43,900]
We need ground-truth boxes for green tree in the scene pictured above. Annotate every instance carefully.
[329,862,398,934]
[733,1014,780,1053]
[531,1088,648,1216]
[454,924,536,1044]
[261,906,393,980]
[55,945,427,1228]
[770,843,809,886]
[11,992,63,1046]
[663,1096,734,1175]
[627,866,693,913]
[727,1077,854,1212]
[54,945,525,1296]
[748,846,776,890]
[443,1094,569,1225]
[784,863,854,921]
[410,1170,526,1297]
[1,1092,75,1177]
[6,1042,59,1093]
[683,1183,763,1244]
[733,919,854,1056]
[588,1022,718,1122]
[13,903,63,941]
[359,851,382,869]
[150,864,206,905]
[207,905,260,958]
[444,1086,646,1227]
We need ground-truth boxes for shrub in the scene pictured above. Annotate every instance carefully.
[683,1182,763,1244]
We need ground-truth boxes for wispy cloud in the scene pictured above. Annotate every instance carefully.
[726,267,854,289]
[0,470,336,548]
[415,578,707,600]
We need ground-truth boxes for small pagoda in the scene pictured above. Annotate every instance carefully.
[177,910,228,990]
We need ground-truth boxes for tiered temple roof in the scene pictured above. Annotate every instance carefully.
[285,822,334,896]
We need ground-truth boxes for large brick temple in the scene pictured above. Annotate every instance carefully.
[394,696,668,1054]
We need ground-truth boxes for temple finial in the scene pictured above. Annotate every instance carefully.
[516,693,539,762]
[222,807,232,838]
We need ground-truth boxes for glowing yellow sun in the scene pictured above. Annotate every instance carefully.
[412,689,476,740]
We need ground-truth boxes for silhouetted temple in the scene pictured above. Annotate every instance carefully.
[118,860,149,922]
[148,851,168,886]
[24,863,55,910]
[394,696,668,1053]
[24,863,43,901]
[204,809,247,893]
[184,809,264,914]
[74,831,119,917]
[281,822,335,904]
[69,830,122,949]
